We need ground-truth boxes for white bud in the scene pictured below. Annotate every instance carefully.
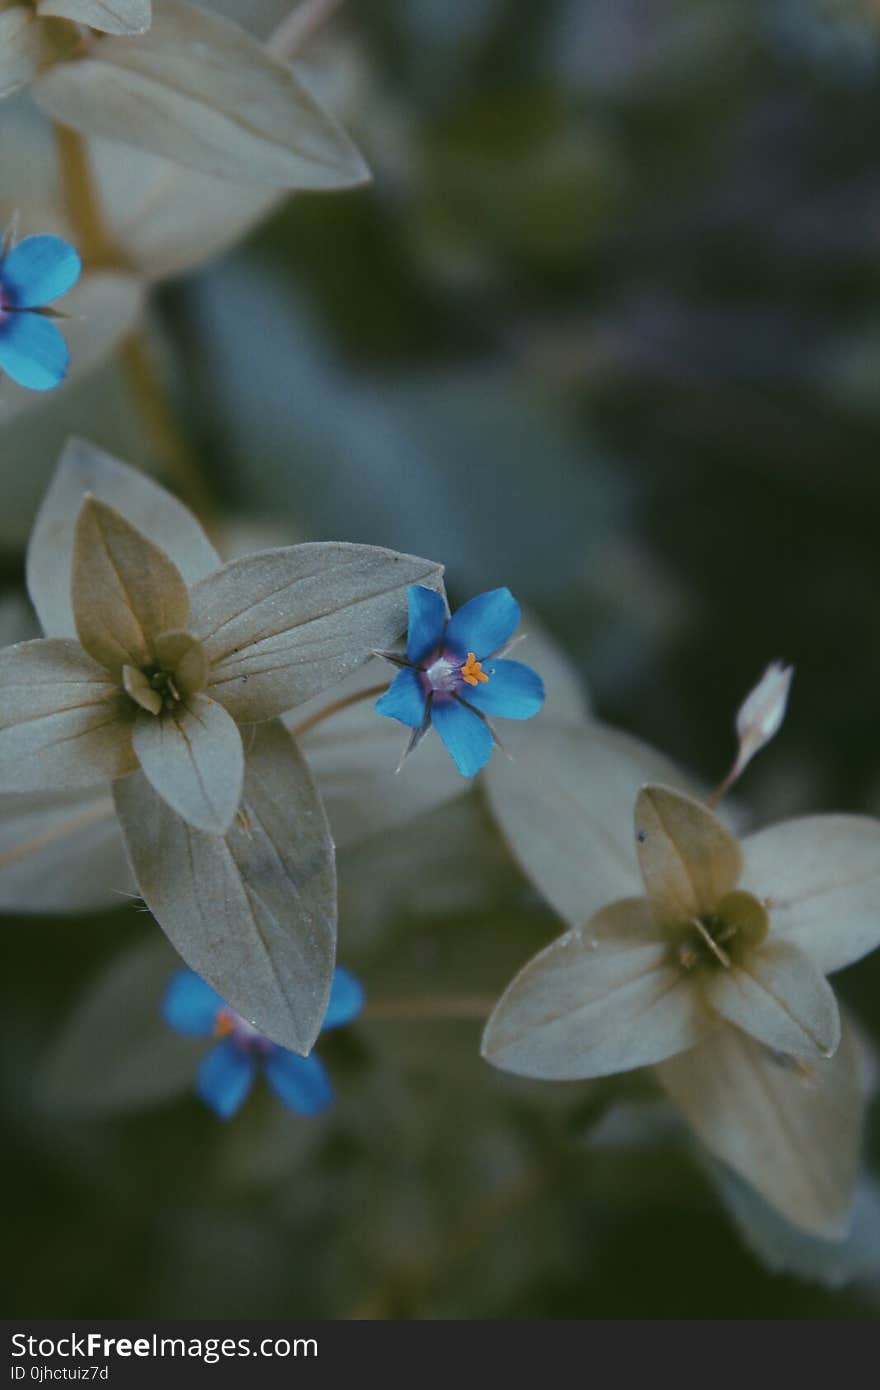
[732,661,794,782]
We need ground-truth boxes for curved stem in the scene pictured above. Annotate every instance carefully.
[52,123,120,270]
[269,0,345,59]
[290,682,390,738]
[0,797,114,872]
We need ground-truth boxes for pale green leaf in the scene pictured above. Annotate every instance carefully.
[703,939,840,1061]
[132,693,244,834]
[32,0,370,188]
[114,720,336,1055]
[0,787,128,913]
[740,815,880,976]
[0,6,76,100]
[192,542,444,723]
[656,1015,864,1237]
[0,638,134,790]
[36,0,150,36]
[482,898,708,1081]
[27,436,220,639]
[71,496,190,674]
[635,784,742,926]
[485,721,695,930]
[38,934,204,1114]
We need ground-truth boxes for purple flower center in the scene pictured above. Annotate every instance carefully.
[421,648,491,697]
[214,1006,275,1056]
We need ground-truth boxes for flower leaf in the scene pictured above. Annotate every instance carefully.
[703,939,840,1061]
[481,898,708,1081]
[740,815,880,976]
[71,496,191,674]
[27,436,219,639]
[0,787,129,914]
[192,542,444,723]
[32,0,370,188]
[0,638,135,791]
[36,0,150,37]
[485,721,695,930]
[132,693,244,835]
[114,720,336,1055]
[0,6,76,100]
[656,1015,864,1237]
[38,934,203,1115]
[634,785,742,926]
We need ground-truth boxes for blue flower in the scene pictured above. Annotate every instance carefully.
[162,966,365,1120]
[375,585,545,777]
[0,232,81,391]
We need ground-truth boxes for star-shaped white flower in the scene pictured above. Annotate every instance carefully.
[483,775,880,1235]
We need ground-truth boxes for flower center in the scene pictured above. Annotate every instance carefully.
[461,652,489,687]
[213,1006,271,1053]
[673,890,769,974]
[121,632,208,716]
[424,650,491,694]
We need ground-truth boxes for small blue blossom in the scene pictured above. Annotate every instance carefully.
[375,585,545,777]
[162,966,364,1120]
[0,232,81,391]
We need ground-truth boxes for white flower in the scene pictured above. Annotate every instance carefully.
[483,756,880,1236]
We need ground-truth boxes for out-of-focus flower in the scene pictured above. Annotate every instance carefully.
[483,781,880,1236]
[376,585,544,777]
[0,230,80,390]
[0,436,442,1054]
[163,965,364,1120]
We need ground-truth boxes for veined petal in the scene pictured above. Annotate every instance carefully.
[702,940,840,1061]
[463,658,544,720]
[656,1015,864,1237]
[196,1040,256,1119]
[375,667,427,728]
[162,967,224,1037]
[0,638,134,790]
[27,437,221,641]
[445,587,520,659]
[132,695,244,835]
[322,967,364,1031]
[264,1050,333,1115]
[431,697,494,778]
[114,721,336,1055]
[71,496,191,675]
[0,235,81,307]
[35,1,151,38]
[406,584,447,663]
[485,722,690,931]
[635,784,742,926]
[0,310,69,390]
[740,816,880,976]
[482,898,709,1080]
[193,542,443,723]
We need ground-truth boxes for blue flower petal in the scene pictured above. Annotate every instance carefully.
[264,1050,333,1116]
[445,588,521,659]
[196,1040,256,1119]
[322,967,365,1030]
[1,235,81,308]
[431,697,495,777]
[406,585,447,664]
[0,311,69,390]
[375,667,427,728]
[162,968,225,1037]
[462,659,544,721]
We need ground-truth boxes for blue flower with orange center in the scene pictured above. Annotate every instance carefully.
[0,231,81,391]
[375,585,545,777]
[162,966,364,1120]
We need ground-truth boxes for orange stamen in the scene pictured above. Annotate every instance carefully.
[213,1009,235,1038]
[461,652,489,687]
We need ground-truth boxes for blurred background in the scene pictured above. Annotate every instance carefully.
[4,0,880,1318]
